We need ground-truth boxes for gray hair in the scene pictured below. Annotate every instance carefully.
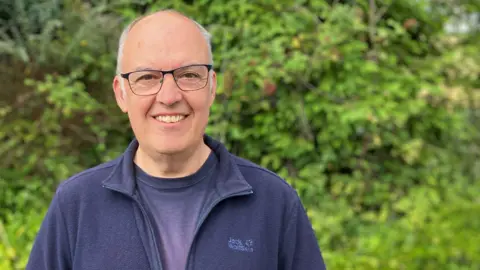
[115,9,214,75]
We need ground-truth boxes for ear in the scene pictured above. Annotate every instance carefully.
[113,76,128,113]
[208,71,217,107]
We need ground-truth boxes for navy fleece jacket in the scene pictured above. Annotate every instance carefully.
[26,136,326,270]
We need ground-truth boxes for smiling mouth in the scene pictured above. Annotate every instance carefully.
[154,115,188,123]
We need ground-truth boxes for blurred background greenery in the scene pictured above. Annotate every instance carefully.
[0,0,479,269]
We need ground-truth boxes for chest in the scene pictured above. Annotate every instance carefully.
[72,200,150,270]
[184,199,281,270]
[70,194,282,270]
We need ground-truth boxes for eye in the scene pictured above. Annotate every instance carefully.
[178,72,201,79]
[131,71,162,84]
[136,74,158,81]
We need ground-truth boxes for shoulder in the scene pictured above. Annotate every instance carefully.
[232,154,289,186]
[55,157,120,197]
[231,154,300,202]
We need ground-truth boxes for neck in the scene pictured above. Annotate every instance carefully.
[134,141,211,178]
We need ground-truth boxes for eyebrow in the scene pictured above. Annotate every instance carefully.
[132,63,204,72]
[133,66,155,72]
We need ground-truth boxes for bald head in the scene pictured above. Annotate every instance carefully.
[116,10,213,74]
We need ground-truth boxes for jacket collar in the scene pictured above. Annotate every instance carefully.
[102,135,253,197]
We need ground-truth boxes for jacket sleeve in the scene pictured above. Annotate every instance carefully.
[26,190,72,270]
[279,194,327,270]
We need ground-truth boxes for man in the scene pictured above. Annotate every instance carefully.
[26,9,326,270]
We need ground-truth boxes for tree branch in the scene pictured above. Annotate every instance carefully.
[375,2,393,24]
[368,0,378,60]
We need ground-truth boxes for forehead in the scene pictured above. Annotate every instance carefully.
[122,13,210,70]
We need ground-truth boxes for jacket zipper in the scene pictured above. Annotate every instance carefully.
[184,189,253,270]
[133,196,163,270]
[103,185,163,270]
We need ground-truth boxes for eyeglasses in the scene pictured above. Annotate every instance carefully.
[120,64,213,96]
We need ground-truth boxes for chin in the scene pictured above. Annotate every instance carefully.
[139,131,204,156]
[151,142,185,155]
[147,136,192,155]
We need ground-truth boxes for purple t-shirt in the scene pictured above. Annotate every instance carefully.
[135,151,218,270]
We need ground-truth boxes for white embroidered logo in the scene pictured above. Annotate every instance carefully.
[228,237,254,252]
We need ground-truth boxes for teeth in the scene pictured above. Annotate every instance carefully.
[155,115,185,123]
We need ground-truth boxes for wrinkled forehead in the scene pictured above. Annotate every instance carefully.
[122,13,210,70]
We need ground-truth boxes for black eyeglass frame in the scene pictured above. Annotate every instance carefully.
[120,64,213,96]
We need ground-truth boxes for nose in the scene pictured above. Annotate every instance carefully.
[155,74,182,106]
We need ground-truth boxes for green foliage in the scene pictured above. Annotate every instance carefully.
[0,0,479,269]
[0,209,46,270]
[0,0,130,188]
[0,0,122,69]
[0,3,131,268]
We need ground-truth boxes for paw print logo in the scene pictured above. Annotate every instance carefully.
[245,239,254,247]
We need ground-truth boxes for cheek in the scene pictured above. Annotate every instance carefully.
[127,97,154,122]
[188,93,212,116]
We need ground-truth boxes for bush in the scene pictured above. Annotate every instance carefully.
[0,209,46,270]
[1,0,479,268]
